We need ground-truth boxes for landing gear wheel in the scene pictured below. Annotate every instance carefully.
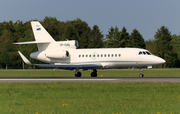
[91,69,97,77]
[75,72,82,77]
[139,74,144,77]
[91,72,97,77]
[139,68,144,77]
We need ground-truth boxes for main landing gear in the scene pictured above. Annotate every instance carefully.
[74,69,97,77]
[139,68,144,77]
[75,69,82,77]
[91,69,97,77]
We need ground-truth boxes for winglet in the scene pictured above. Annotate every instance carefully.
[18,51,32,65]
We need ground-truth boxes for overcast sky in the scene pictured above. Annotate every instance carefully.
[0,0,180,40]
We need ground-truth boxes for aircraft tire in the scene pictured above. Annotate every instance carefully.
[91,72,97,77]
[139,74,144,77]
[75,72,82,77]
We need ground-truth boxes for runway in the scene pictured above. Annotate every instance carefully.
[0,77,180,83]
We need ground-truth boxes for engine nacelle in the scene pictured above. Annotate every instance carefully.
[45,50,69,59]
[58,40,79,49]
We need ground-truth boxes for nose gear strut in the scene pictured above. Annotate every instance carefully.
[139,68,144,77]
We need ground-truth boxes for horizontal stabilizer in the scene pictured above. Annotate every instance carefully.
[18,51,32,65]
[13,41,51,44]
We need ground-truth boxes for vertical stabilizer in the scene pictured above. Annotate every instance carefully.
[31,21,55,51]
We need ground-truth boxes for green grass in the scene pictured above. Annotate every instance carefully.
[0,82,180,114]
[0,68,179,77]
[0,69,180,113]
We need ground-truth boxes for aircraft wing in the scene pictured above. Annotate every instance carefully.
[39,64,103,69]
[18,51,103,69]
[18,51,32,65]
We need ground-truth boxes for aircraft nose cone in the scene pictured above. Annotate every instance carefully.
[156,57,166,64]
[160,58,166,64]
[150,56,166,65]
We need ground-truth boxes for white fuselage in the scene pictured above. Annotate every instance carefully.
[30,47,165,68]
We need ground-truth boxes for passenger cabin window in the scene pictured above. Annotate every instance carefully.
[79,53,122,58]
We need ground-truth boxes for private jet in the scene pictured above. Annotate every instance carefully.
[14,21,166,77]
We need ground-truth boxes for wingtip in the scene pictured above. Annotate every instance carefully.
[18,51,32,65]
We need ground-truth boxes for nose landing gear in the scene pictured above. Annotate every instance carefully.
[139,68,144,77]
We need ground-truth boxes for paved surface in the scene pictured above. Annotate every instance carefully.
[0,77,180,83]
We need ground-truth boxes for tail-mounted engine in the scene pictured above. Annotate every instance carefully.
[58,40,79,49]
[45,50,69,59]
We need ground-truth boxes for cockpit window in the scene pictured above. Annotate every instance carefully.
[139,51,152,55]
[146,51,151,55]
[139,51,143,55]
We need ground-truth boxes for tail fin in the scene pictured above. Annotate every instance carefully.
[14,21,56,51]
[31,21,55,51]
[31,21,55,42]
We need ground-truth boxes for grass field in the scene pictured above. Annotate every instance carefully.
[0,69,180,113]
[0,82,180,114]
[0,68,179,77]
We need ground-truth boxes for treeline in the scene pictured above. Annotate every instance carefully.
[0,16,179,69]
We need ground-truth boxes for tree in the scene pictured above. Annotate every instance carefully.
[88,25,104,48]
[17,29,38,69]
[0,29,14,69]
[119,27,131,47]
[130,29,146,49]
[13,20,26,42]
[72,19,91,48]
[61,23,79,41]
[105,26,124,48]
[154,26,174,67]
[171,34,180,62]
[42,16,63,41]
[146,39,157,55]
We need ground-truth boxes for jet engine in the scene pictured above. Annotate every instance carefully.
[45,50,69,59]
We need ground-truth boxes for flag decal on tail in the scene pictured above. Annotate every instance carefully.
[37,28,41,31]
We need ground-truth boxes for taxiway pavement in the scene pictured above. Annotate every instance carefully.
[0,77,180,83]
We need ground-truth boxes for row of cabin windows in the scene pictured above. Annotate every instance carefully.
[79,54,121,58]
